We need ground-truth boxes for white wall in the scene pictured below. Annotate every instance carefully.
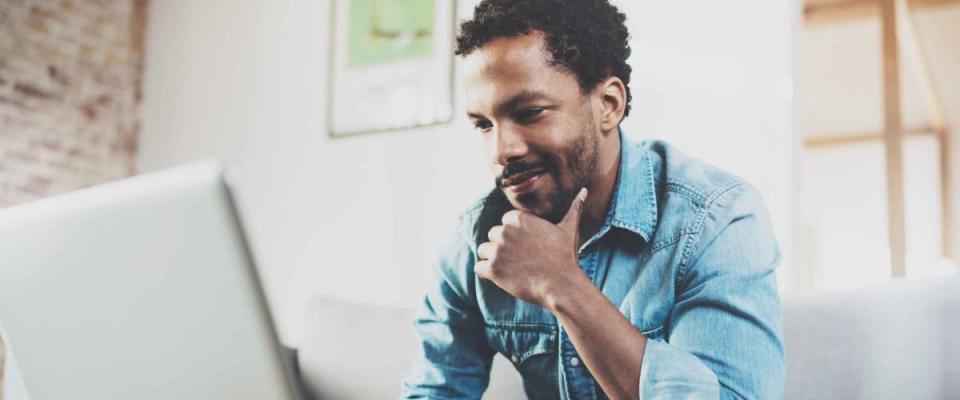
[139,0,797,346]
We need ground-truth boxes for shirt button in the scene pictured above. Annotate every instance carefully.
[569,356,580,367]
[511,355,519,363]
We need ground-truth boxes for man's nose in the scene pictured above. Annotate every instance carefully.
[491,124,529,167]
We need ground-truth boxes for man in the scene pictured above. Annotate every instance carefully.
[403,0,784,398]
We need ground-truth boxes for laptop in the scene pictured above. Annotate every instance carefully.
[0,161,301,400]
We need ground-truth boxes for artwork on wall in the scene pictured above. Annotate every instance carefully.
[328,0,455,137]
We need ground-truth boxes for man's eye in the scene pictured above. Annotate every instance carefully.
[473,120,493,132]
[516,108,545,123]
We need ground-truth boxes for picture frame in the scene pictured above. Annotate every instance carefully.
[327,0,456,137]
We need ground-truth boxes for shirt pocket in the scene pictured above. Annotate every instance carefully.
[484,323,557,369]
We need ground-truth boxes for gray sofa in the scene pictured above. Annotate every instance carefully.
[5,277,959,399]
[782,276,960,399]
[298,276,960,399]
[297,297,526,399]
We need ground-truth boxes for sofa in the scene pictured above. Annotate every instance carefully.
[782,276,960,399]
[5,276,959,399]
[299,276,960,399]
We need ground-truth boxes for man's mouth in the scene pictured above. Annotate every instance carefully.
[501,168,547,193]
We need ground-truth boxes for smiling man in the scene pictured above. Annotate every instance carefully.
[402,1,784,399]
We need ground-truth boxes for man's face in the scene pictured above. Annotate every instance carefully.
[463,32,600,223]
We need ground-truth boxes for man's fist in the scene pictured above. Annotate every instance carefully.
[476,188,588,307]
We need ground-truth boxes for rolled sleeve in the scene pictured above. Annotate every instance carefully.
[639,338,721,399]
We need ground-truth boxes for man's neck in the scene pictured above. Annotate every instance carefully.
[579,133,622,247]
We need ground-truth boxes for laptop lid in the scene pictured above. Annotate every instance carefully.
[0,161,298,400]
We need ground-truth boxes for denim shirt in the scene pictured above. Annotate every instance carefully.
[403,133,785,399]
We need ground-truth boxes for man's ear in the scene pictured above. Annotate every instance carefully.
[596,77,627,134]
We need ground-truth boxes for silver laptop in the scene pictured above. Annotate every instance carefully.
[0,161,300,400]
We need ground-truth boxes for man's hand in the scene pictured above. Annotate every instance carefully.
[475,188,589,308]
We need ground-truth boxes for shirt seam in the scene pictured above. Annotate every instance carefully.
[676,181,746,284]
[483,321,555,330]
[664,181,709,206]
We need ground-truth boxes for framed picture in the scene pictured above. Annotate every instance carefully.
[328,0,456,137]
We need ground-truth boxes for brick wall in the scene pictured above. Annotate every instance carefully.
[0,0,147,394]
[0,0,146,206]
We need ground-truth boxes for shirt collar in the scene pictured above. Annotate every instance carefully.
[604,129,658,242]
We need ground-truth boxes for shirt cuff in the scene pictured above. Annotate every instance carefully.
[638,339,720,399]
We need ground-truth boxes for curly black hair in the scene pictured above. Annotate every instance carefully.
[456,0,632,118]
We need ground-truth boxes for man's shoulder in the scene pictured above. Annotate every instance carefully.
[454,188,512,250]
[640,139,747,209]
[633,138,771,249]
[459,191,494,226]
[426,190,508,293]
[637,139,778,274]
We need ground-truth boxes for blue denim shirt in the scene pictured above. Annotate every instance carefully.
[403,133,784,399]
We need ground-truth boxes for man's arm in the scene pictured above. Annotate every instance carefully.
[549,183,783,399]
[544,272,650,399]
[478,184,784,399]
[403,226,495,399]
[639,183,784,399]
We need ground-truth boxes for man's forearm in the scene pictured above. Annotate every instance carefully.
[545,272,648,400]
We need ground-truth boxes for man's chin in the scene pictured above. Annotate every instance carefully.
[506,192,541,213]
[506,193,562,222]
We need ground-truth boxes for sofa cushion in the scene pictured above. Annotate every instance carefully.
[297,296,525,399]
[783,276,960,399]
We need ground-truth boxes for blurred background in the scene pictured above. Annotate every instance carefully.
[0,0,957,395]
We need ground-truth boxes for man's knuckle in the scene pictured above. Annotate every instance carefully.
[478,243,492,258]
[475,260,489,274]
[487,261,501,278]
[488,225,502,241]
[503,210,521,225]
[515,212,526,225]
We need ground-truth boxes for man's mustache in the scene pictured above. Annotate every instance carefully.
[496,159,549,188]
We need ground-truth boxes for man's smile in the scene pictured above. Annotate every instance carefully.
[501,168,547,194]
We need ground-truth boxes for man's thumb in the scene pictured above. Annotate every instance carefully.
[558,188,588,233]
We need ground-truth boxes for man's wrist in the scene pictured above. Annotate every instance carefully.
[542,261,594,316]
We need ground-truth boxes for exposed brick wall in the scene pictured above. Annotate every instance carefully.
[0,0,147,394]
[0,0,146,207]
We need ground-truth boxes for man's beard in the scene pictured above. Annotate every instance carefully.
[496,130,599,223]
